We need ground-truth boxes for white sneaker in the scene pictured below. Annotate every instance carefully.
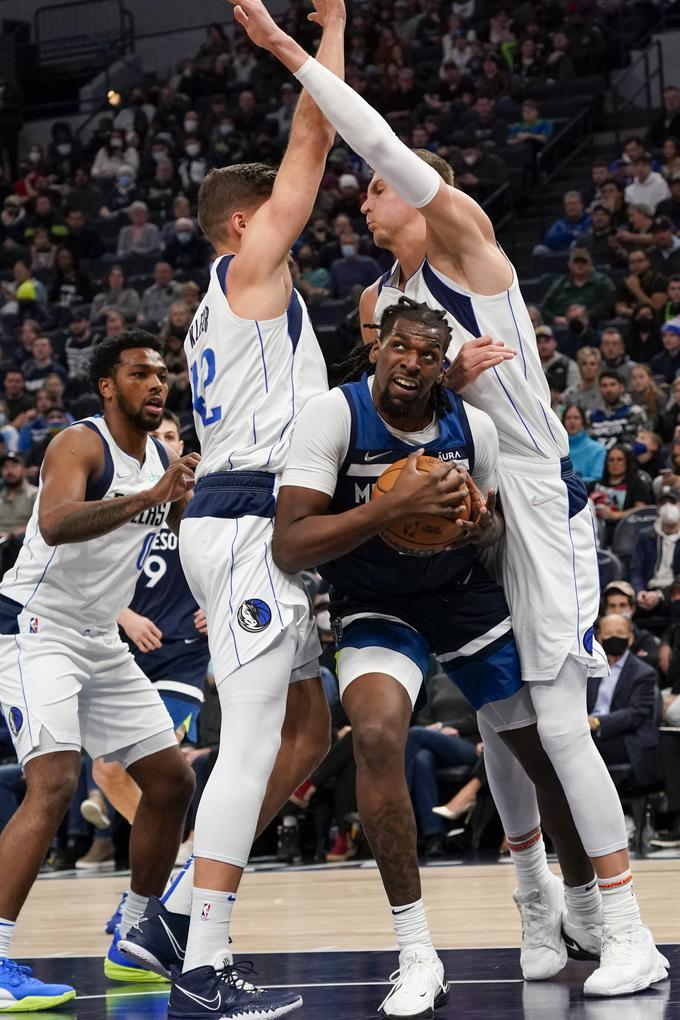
[513,872,567,980]
[562,914,602,961]
[583,923,669,996]
[378,946,449,1019]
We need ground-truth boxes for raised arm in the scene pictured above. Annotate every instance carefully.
[243,22,510,283]
[38,426,199,546]
[230,0,345,286]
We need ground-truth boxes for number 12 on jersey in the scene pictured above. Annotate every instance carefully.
[191,348,222,427]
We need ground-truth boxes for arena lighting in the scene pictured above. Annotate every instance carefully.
[107,89,121,106]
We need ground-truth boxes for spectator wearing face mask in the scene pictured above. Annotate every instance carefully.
[329,233,381,299]
[587,614,661,788]
[602,580,661,673]
[99,165,140,219]
[162,218,206,270]
[627,306,662,363]
[630,487,680,631]
[562,403,606,483]
[650,318,680,384]
[560,303,600,358]
[178,139,208,201]
[91,129,139,183]
[450,139,507,203]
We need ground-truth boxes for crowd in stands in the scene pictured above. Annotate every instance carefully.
[0,0,679,867]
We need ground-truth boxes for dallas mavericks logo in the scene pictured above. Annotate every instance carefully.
[8,707,23,737]
[237,599,272,633]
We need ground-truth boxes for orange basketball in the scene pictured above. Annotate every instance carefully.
[371,455,472,554]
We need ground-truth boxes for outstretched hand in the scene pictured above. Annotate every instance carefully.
[444,335,516,393]
[307,0,347,27]
[228,0,283,51]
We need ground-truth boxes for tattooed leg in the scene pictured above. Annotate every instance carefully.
[342,673,420,905]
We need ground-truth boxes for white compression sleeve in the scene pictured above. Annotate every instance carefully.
[294,57,441,208]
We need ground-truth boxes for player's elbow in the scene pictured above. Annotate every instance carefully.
[38,516,58,546]
[271,531,302,575]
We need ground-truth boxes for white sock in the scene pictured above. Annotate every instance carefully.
[564,878,602,926]
[508,829,552,896]
[598,870,640,930]
[0,919,15,959]
[183,888,237,973]
[162,856,194,916]
[119,890,149,939]
[390,898,434,954]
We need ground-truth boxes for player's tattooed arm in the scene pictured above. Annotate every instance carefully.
[38,428,199,545]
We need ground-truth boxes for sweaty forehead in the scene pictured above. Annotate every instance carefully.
[385,317,444,347]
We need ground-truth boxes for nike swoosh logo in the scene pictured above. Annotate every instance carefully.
[178,986,221,1009]
[364,451,390,462]
[159,916,185,960]
[530,493,559,507]
[184,637,199,644]
[392,906,414,915]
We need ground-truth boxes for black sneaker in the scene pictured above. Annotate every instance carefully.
[118,896,189,978]
[168,956,302,1020]
[649,822,680,848]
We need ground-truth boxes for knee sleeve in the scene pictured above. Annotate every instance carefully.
[529,657,628,857]
[477,713,541,839]
[192,631,295,869]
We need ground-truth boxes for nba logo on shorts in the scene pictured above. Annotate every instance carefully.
[237,599,272,633]
[29,617,39,634]
[201,902,211,920]
[8,707,23,737]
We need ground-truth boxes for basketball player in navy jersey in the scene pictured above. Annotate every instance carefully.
[0,332,197,1009]
[233,4,669,997]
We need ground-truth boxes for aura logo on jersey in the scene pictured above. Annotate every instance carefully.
[237,599,272,632]
[8,707,23,737]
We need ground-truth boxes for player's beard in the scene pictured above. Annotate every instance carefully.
[116,391,163,432]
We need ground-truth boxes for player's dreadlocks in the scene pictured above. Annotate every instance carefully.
[333,296,452,419]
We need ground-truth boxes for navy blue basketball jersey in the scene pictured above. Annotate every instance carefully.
[320,375,477,598]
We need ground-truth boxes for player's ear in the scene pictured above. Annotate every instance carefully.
[368,338,381,365]
[231,210,248,237]
[99,377,114,401]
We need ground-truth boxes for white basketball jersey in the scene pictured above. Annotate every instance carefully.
[0,417,170,632]
[185,254,328,479]
[374,258,568,461]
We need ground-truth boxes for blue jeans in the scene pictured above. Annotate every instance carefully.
[405,727,478,836]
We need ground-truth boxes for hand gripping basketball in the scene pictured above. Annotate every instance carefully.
[371,451,472,554]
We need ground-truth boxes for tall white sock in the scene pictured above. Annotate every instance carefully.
[598,870,640,930]
[119,890,149,939]
[564,878,602,926]
[507,829,552,896]
[163,856,194,916]
[183,888,237,973]
[390,899,434,954]
[0,920,15,959]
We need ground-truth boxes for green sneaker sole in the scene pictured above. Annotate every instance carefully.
[104,959,169,984]
[0,990,76,1011]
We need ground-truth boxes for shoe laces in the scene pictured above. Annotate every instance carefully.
[518,895,552,948]
[601,926,635,964]
[0,960,34,987]
[215,959,259,996]
[378,950,445,1012]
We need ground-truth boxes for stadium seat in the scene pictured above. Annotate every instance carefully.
[611,507,658,567]
[598,549,626,588]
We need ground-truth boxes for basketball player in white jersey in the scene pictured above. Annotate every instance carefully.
[0,331,197,1009]
[118,3,343,1018]
[229,2,669,998]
